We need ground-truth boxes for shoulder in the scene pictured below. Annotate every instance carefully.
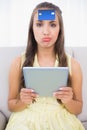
[10,56,21,68]
[71,57,82,80]
[10,52,25,68]
[71,57,82,72]
[9,56,22,76]
[66,53,82,76]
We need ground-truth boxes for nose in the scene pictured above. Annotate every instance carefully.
[42,25,50,35]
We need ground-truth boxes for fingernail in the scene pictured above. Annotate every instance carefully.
[31,89,34,92]
[59,87,63,90]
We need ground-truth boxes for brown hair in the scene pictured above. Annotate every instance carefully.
[20,2,71,89]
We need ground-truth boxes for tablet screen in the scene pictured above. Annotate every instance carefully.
[23,67,69,97]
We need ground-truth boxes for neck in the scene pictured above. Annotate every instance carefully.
[37,49,56,67]
[37,46,55,58]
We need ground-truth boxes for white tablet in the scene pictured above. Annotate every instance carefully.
[23,67,69,97]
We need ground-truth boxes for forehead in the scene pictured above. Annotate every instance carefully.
[33,9,59,22]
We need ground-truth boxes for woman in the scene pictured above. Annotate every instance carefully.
[5,2,85,130]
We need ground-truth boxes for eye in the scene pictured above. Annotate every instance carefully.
[36,22,43,27]
[50,23,56,27]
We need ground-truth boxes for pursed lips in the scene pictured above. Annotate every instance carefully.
[42,37,51,42]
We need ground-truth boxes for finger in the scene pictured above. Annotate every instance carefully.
[31,92,39,98]
[20,91,38,101]
[22,98,33,104]
[59,87,72,92]
[53,90,73,100]
[54,92,73,98]
[21,88,34,93]
[20,89,35,97]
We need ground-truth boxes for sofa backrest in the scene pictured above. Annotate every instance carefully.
[0,46,87,122]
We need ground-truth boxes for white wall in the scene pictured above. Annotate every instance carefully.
[0,0,87,47]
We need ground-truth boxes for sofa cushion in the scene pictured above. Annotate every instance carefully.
[82,121,87,130]
[0,111,7,130]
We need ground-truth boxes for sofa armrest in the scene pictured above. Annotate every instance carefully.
[0,111,7,130]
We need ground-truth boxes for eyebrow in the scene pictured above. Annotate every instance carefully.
[49,20,57,23]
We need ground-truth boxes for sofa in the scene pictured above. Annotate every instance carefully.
[0,46,87,130]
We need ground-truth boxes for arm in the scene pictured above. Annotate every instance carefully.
[8,56,38,112]
[54,57,83,115]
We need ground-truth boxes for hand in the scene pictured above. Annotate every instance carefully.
[53,87,73,104]
[20,88,39,105]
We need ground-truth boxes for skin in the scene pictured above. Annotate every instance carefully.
[8,11,83,115]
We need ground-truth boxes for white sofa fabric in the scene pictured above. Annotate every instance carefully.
[0,111,7,130]
[0,46,87,130]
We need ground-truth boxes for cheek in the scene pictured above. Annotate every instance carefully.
[52,30,59,42]
[33,30,41,42]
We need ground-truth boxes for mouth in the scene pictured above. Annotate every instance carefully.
[42,37,51,42]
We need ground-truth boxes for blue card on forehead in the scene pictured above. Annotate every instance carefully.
[38,10,55,20]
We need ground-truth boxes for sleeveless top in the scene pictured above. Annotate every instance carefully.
[21,52,72,75]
